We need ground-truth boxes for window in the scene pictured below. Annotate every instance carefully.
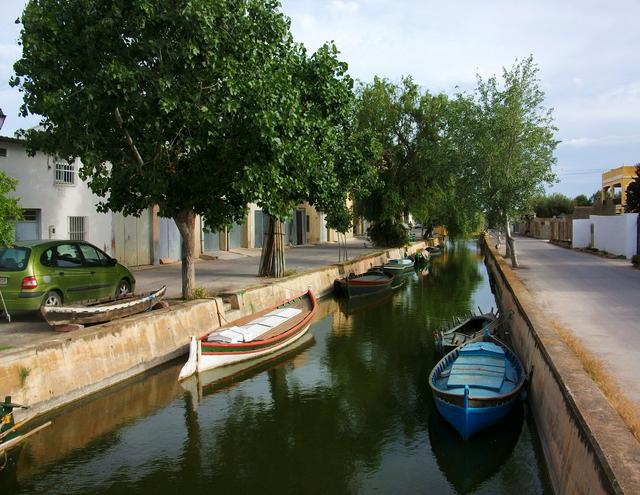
[78,244,108,267]
[41,248,55,267]
[0,247,30,271]
[68,216,87,241]
[0,148,7,158]
[54,244,83,268]
[15,209,41,241]
[55,162,75,185]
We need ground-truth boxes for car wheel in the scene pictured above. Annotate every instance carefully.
[116,279,131,299]
[42,291,62,308]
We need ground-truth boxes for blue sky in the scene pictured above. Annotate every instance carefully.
[2,0,639,198]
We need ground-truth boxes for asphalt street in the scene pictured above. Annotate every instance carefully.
[508,236,640,406]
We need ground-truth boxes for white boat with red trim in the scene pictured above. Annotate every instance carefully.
[178,290,317,380]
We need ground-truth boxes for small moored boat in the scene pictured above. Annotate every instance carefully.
[382,258,415,274]
[435,309,500,355]
[429,334,525,440]
[334,271,393,298]
[40,286,167,326]
[1,396,51,462]
[178,290,317,380]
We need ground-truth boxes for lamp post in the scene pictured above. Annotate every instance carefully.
[0,108,6,131]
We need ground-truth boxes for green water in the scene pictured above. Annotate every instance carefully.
[1,241,551,494]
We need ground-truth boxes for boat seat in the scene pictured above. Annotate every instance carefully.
[446,343,506,391]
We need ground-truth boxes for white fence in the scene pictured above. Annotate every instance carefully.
[572,213,638,259]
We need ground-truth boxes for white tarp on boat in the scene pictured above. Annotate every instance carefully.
[207,307,302,343]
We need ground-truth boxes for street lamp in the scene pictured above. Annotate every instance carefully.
[0,108,6,131]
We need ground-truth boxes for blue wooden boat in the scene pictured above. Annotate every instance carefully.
[429,334,525,440]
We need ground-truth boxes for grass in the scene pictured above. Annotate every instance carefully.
[0,344,12,352]
[189,286,209,300]
[19,366,31,387]
[282,269,298,277]
[552,321,640,442]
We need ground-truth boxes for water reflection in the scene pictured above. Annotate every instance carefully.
[428,404,523,494]
[1,241,550,495]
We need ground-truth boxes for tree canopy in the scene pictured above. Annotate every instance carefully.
[573,194,592,207]
[12,0,374,290]
[473,56,558,266]
[625,165,640,213]
[530,193,574,218]
[0,172,22,246]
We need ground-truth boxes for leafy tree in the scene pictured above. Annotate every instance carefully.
[573,194,591,207]
[255,44,378,276]
[0,172,22,246]
[354,77,450,246]
[530,193,574,217]
[624,165,640,213]
[12,0,373,292]
[590,190,603,204]
[474,56,558,266]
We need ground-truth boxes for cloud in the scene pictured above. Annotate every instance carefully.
[330,1,360,14]
[561,134,640,148]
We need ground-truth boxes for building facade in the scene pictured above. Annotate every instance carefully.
[0,135,201,266]
[601,164,638,213]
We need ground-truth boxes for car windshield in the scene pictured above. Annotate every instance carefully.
[0,247,31,271]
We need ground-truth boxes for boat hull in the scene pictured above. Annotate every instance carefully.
[429,335,525,440]
[435,312,498,355]
[433,394,519,440]
[334,274,393,298]
[179,290,317,380]
[41,286,166,326]
[182,324,312,380]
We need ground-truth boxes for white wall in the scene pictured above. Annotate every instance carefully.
[0,138,112,254]
[572,219,591,248]
[581,214,638,259]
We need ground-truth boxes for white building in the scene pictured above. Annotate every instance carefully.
[0,135,112,253]
[0,135,198,266]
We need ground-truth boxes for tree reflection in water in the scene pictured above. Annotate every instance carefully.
[3,241,550,495]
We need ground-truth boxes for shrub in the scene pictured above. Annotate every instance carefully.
[368,220,409,247]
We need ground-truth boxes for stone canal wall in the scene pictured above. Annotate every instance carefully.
[0,241,428,424]
[482,236,640,495]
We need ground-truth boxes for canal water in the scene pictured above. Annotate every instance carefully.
[1,241,551,494]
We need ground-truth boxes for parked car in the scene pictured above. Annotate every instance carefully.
[0,240,135,312]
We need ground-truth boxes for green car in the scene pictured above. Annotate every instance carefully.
[0,240,136,312]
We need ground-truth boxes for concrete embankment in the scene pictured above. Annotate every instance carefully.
[482,236,640,494]
[0,242,427,424]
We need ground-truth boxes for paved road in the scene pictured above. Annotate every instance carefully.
[0,240,380,349]
[135,241,379,297]
[511,236,640,405]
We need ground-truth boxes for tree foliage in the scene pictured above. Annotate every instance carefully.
[530,193,574,218]
[353,77,453,244]
[625,165,640,213]
[473,56,558,266]
[0,172,22,246]
[12,0,374,288]
[573,194,591,207]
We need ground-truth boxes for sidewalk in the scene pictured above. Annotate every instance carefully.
[502,236,640,406]
[0,239,380,349]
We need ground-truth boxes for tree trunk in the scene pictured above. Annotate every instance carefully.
[259,216,286,277]
[505,216,519,267]
[174,209,197,298]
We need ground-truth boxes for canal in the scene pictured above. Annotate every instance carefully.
[1,241,551,494]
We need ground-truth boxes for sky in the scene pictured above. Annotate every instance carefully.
[1,0,639,198]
